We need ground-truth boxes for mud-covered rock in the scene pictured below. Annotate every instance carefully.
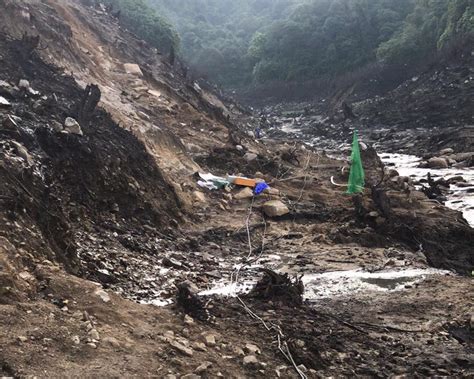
[262,200,289,217]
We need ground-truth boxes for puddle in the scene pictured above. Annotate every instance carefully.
[302,268,450,300]
[196,268,451,302]
[380,153,474,226]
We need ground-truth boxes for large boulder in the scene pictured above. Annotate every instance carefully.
[262,200,289,217]
[427,157,448,169]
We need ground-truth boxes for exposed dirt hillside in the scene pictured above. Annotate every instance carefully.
[0,1,473,378]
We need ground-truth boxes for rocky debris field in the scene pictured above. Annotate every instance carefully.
[0,0,473,378]
[259,51,473,158]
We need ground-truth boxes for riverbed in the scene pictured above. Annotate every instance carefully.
[381,153,474,226]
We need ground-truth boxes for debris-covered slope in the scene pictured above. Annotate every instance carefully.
[0,0,473,378]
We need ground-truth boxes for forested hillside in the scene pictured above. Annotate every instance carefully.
[149,0,300,85]
[85,0,180,53]
[148,0,473,92]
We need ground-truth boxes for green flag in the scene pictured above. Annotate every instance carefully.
[347,131,365,194]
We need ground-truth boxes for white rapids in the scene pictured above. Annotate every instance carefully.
[381,153,474,226]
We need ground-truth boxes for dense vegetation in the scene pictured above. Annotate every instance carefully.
[84,0,180,53]
[148,0,301,85]
[148,0,472,90]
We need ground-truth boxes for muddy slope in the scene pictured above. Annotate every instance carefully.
[0,35,181,274]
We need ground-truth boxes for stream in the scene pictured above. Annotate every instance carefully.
[381,153,474,226]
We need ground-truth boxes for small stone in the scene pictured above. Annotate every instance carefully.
[18,79,30,89]
[244,152,258,162]
[18,271,35,282]
[236,145,243,151]
[0,96,11,107]
[245,343,261,355]
[295,339,305,348]
[234,187,254,200]
[193,342,207,351]
[264,187,280,195]
[181,375,201,379]
[72,310,83,319]
[103,336,121,348]
[233,346,245,356]
[262,200,289,217]
[95,289,111,303]
[50,120,64,132]
[243,355,259,367]
[470,314,474,329]
[169,340,194,356]
[387,168,399,178]
[439,148,454,156]
[87,343,97,349]
[124,63,143,77]
[192,191,207,204]
[71,335,80,345]
[202,333,216,347]
[11,141,33,165]
[88,329,100,340]
[18,336,28,342]
[184,315,194,325]
[64,117,83,135]
[195,361,212,374]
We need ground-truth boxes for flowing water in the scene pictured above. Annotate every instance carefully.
[381,153,474,226]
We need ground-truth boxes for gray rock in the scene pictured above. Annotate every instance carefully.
[88,329,100,341]
[71,335,80,345]
[234,187,254,200]
[449,152,474,163]
[202,333,216,347]
[169,340,194,356]
[18,79,30,90]
[244,152,258,162]
[439,148,454,156]
[470,314,474,329]
[64,117,83,135]
[50,120,64,133]
[18,336,28,342]
[387,168,399,178]
[95,289,111,303]
[192,191,207,203]
[124,63,143,77]
[11,141,33,165]
[195,361,212,374]
[103,336,121,348]
[427,157,448,169]
[0,96,11,107]
[245,343,261,355]
[243,355,259,367]
[262,200,289,217]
